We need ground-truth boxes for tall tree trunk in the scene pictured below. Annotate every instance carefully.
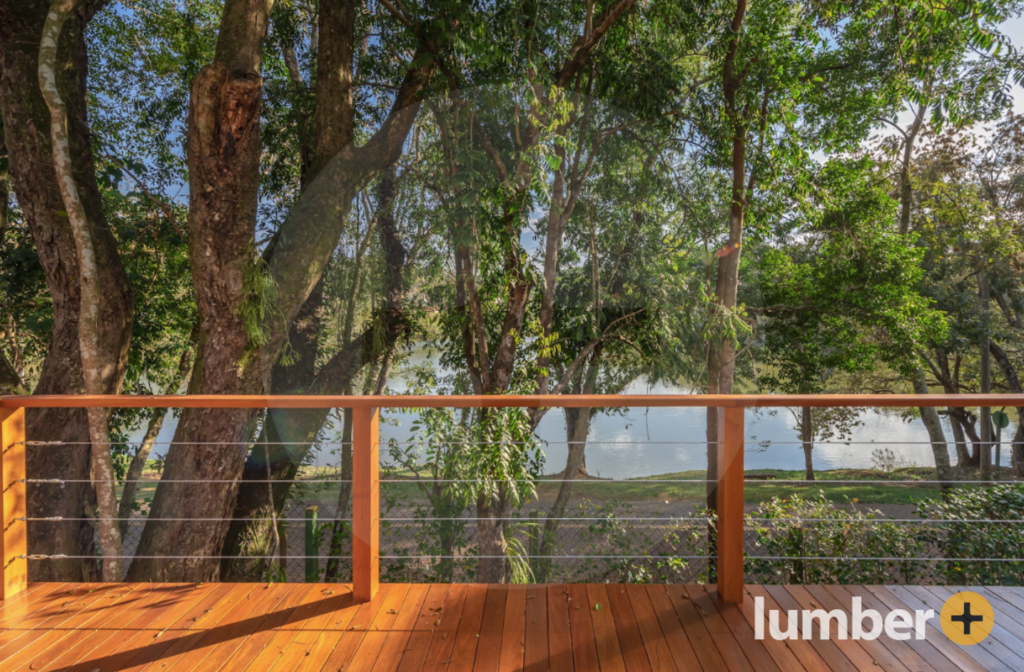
[949,408,983,466]
[949,412,971,468]
[705,0,748,578]
[40,0,125,581]
[127,0,275,582]
[220,164,408,580]
[475,494,508,582]
[534,377,597,582]
[912,370,953,489]
[131,0,433,580]
[218,280,325,582]
[218,0,354,578]
[897,79,931,236]
[893,72,949,487]
[117,342,195,537]
[1,0,133,582]
[801,406,815,482]
[988,339,1024,478]
[1011,421,1024,478]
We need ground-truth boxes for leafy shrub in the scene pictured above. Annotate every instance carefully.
[916,484,1024,586]
[565,500,711,584]
[745,493,926,584]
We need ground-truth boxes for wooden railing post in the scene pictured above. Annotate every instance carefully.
[717,406,744,603]
[352,406,379,602]
[1,407,27,600]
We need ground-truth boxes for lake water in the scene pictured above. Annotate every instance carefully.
[139,377,1016,479]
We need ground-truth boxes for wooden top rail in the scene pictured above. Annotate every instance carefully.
[3,393,1024,409]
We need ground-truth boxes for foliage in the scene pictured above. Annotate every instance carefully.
[757,157,949,391]
[0,217,50,383]
[8,0,1024,575]
[745,493,928,584]
[917,484,1024,585]
[567,499,709,584]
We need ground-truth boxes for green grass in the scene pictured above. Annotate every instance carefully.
[122,464,1001,509]
[534,468,950,506]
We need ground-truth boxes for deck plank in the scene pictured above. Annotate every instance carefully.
[566,583,600,672]
[0,583,76,630]
[45,583,194,671]
[498,585,528,672]
[521,585,549,672]
[394,583,451,672]
[288,584,375,672]
[130,582,259,672]
[33,582,171,671]
[0,582,68,627]
[705,585,793,672]
[974,585,1024,631]
[417,583,468,672]
[444,583,488,672]
[0,582,98,636]
[864,586,985,672]
[0,583,115,662]
[886,585,1012,672]
[370,583,432,672]
[545,585,573,672]
[784,585,882,672]
[643,585,703,671]
[341,583,413,672]
[319,583,409,672]
[3,581,1019,672]
[808,585,930,672]
[259,585,356,672]
[982,585,1024,614]
[167,583,297,672]
[665,582,727,671]
[217,583,324,671]
[832,585,944,672]
[921,585,1024,668]
[586,583,627,672]
[115,582,238,672]
[765,586,859,672]
[4,583,144,672]
[684,583,758,672]
[606,584,659,672]
[621,584,676,672]
[745,585,830,672]
[68,582,228,672]
[471,585,508,672]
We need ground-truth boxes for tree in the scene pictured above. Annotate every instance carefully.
[128,0,467,581]
[0,0,134,581]
[38,0,127,580]
[757,158,948,481]
[908,117,1024,476]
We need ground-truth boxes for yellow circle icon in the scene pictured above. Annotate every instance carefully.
[940,591,994,645]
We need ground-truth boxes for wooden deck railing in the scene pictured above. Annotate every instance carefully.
[2,393,1021,605]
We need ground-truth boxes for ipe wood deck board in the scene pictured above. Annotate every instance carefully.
[0,582,1020,671]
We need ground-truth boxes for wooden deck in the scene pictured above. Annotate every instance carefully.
[1,583,1023,671]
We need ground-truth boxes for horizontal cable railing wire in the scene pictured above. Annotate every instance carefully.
[12,426,1024,587]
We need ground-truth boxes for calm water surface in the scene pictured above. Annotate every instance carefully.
[140,353,1015,478]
